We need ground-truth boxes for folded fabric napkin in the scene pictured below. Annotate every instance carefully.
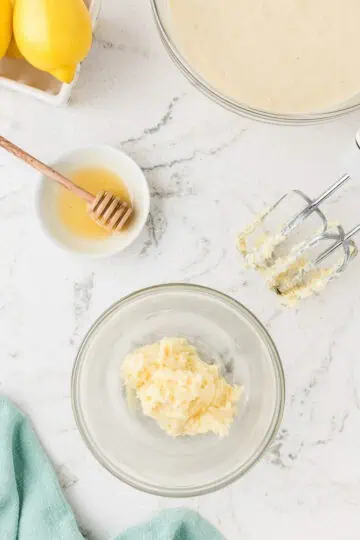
[0,397,224,540]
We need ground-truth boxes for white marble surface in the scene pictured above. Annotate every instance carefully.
[1,1,360,539]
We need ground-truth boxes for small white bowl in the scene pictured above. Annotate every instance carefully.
[36,145,150,257]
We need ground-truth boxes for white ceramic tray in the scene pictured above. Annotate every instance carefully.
[0,0,101,106]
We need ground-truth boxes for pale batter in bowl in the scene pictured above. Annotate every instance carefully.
[170,0,360,114]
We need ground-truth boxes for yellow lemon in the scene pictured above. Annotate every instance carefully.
[48,65,78,84]
[14,0,92,83]
[5,0,22,59]
[0,0,12,59]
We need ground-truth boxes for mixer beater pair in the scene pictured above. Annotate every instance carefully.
[238,154,360,302]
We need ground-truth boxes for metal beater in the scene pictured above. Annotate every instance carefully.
[238,135,360,301]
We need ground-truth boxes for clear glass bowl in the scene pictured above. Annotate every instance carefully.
[72,284,285,497]
[150,0,360,125]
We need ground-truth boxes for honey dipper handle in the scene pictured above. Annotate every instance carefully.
[0,136,95,205]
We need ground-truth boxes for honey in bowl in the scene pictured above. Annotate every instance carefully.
[57,167,132,239]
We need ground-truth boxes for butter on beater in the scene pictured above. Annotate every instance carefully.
[121,337,241,437]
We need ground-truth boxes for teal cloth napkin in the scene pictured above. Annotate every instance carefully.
[0,397,224,540]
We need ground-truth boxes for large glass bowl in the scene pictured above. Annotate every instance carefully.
[72,284,285,497]
[150,0,360,125]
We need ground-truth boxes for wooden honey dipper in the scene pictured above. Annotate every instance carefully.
[0,136,133,233]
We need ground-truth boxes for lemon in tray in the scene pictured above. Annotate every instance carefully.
[1,0,23,60]
[0,0,13,59]
[13,0,93,83]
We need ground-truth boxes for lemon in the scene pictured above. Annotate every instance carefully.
[4,0,22,59]
[0,0,12,59]
[48,65,78,85]
[14,0,93,83]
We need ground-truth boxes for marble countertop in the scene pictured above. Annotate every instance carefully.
[1,1,360,539]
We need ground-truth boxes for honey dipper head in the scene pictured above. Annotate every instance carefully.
[89,191,133,233]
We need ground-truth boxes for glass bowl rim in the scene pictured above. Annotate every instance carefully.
[72,283,286,497]
[150,0,360,125]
